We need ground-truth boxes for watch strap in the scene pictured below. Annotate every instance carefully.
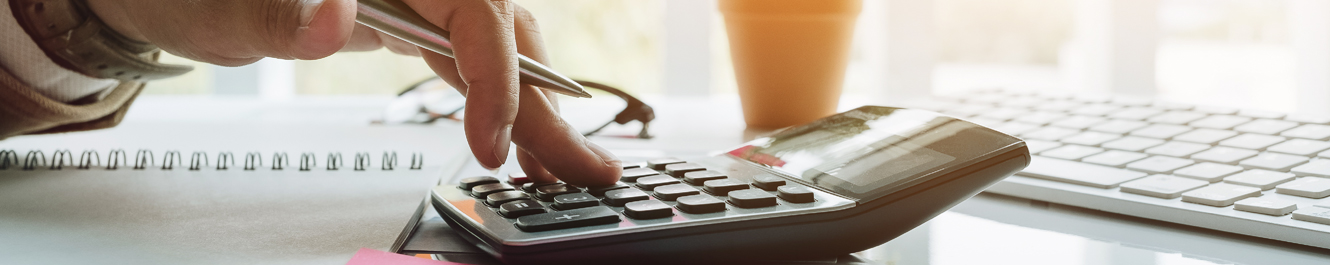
[11,0,192,82]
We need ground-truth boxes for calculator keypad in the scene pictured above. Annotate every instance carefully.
[443,157,850,234]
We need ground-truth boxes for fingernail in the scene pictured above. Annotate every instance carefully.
[491,124,513,168]
[585,141,621,169]
[299,0,326,28]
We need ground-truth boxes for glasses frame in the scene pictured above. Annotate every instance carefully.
[395,77,655,139]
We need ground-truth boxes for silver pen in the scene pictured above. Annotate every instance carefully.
[355,0,592,98]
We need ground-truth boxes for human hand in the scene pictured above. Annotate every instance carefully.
[88,0,622,186]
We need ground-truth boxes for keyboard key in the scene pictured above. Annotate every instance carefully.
[1130,124,1192,139]
[602,189,651,206]
[622,168,663,182]
[1051,116,1108,130]
[652,184,701,201]
[728,189,779,208]
[498,199,547,218]
[1218,134,1286,150]
[1082,151,1149,167]
[1190,147,1259,164]
[1292,160,1330,177]
[1088,120,1149,134]
[1144,142,1210,157]
[704,179,752,196]
[459,176,500,190]
[1234,198,1298,216]
[1101,137,1165,152]
[522,182,560,193]
[1041,145,1105,160]
[1023,127,1081,141]
[623,200,674,219]
[1281,124,1330,140]
[664,163,707,177]
[1125,156,1195,174]
[1112,96,1154,106]
[1194,105,1238,115]
[1014,112,1067,125]
[1267,139,1330,156]
[978,108,1029,120]
[1234,119,1299,135]
[1292,207,1330,225]
[1276,177,1330,198]
[1034,101,1082,112]
[1060,131,1122,146]
[1107,107,1164,120]
[1181,183,1262,207]
[586,182,631,196]
[1285,114,1330,124]
[751,174,788,191]
[486,191,531,207]
[1019,157,1147,188]
[1147,111,1207,125]
[1237,153,1307,171]
[553,193,601,210]
[635,175,682,191]
[535,184,581,201]
[506,173,532,186]
[778,186,816,203]
[1026,140,1063,154]
[1190,115,1252,129]
[1070,104,1122,116]
[992,122,1041,135]
[1223,170,1296,190]
[515,206,621,232]
[1172,129,1237,144]
[676,195,727,214]
[472,183,515,198]
[1120,175,1209,199]
[1173,163,1243,182]
[647,158,686,170]
[1238,109,1285,119]
[1152,101,1193,110]
[683,170,728,185]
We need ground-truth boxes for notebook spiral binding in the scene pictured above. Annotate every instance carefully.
[0,149,424,171]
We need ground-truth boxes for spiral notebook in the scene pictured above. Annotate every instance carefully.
[0,123,469,265]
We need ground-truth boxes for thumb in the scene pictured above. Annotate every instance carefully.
[257,0,358,61]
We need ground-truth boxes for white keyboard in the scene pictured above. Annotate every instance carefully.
[902,89,1330,250]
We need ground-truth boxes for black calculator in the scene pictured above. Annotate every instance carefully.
[431,106,1030,264]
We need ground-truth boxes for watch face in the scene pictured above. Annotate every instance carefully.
[728,106,1021,201]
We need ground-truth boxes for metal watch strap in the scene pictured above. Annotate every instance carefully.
[11,0,192,82]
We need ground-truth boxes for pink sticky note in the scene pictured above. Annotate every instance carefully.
[346,248,472,265]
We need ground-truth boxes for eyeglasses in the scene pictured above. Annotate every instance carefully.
[379,77,655,139]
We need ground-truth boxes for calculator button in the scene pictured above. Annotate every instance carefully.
[683,171,727,185]
[622,168,662,182]
[727,189,778,208]
[485,191,531,207]
[676,195,726,214]
[624,200,674,219]
[653,184,701,201]
[664,163,707,177]
[603,189,651,206]
[586,183,631,196]
[522,182,560,193]
[751,174,787,191]
[515,206,621,232]
[498,199,546,218]
[778,186,815,203]
[623,163,641,169]
[703,179,751,196]
[535,184,581,201]
[635,175,682,191]
[552,193,601,210]
[506,173,531,186]
[647,158,686,170]
[459,176,499,190]
[471,183,515,198]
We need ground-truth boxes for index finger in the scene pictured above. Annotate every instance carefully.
[405,0,519,169]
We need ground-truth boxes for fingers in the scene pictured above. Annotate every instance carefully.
[509,86,622,187]
[407,0,519,169]
[515,150,557,184]
[89,0,357,66]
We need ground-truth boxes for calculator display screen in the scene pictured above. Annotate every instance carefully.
[728,106,1016,200]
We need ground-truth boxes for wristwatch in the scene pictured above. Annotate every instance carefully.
[11,0,192,82]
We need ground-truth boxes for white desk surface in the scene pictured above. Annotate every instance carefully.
[117,95,1330,265]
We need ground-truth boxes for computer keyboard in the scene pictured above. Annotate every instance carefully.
[899,88,1330,250]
